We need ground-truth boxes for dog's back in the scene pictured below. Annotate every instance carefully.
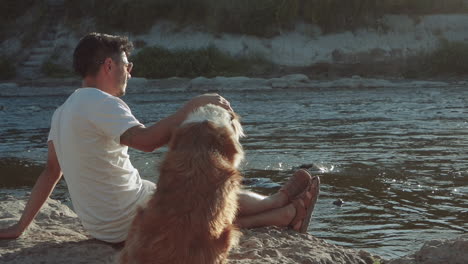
[120,105,244,264]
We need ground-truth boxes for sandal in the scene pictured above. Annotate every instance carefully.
[279,169,313,202]
[289,175,320,233]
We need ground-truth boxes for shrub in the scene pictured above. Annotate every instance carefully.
[0,0,36,24]
[62,0,468,36]
[0,57,16,80]
[206,0,300,37]
[427,40,468,75]
[41,61,75,78]
[1,1,47,50]
[403,40,468,78]
[131,45,274,78]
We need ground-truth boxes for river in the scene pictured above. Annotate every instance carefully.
[0,84,467,259]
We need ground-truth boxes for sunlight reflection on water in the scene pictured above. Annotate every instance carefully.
[1,86,467,259]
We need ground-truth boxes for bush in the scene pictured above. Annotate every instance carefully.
[131,45,274,78]
[403,40,468,78]
[206,0,300,37]
[0,0,36,24]
[427,40,468,75]
[63,0,468,36]
[1,1,46,49]
[41,61,75,78]
[0,57,16,80]
[302,0,379,33]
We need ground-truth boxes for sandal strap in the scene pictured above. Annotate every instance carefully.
[288,176,320,232]
[279,170,312,202]
[289,198,306,228]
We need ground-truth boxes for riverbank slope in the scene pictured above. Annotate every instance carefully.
[2,13,468,80]
[1,196,467,264]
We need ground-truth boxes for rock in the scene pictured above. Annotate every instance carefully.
[0,198,116,264]
[388,235,468,264]
[0,197,382,264]
[229,228,381,264]
[188,76,270,91]
[0,83,19,96]
[268,74,310,89]
[2,197,466,264]
[146,77,190,92]
[333,199,345,207]
[127,77,150,92]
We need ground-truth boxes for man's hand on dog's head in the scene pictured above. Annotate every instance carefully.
[184,93,234,114]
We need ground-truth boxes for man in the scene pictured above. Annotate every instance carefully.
[0,33,319,243]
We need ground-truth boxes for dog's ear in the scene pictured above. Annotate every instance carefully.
[219,127,244,167]
[230,112,245,140]
[204,121,244,166]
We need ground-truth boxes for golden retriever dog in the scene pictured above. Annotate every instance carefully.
[120,104,245,264]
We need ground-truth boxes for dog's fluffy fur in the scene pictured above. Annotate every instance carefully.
[120,104,245,264]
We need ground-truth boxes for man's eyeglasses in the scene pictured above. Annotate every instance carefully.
[122,61,133,73]
[96,57,133,72]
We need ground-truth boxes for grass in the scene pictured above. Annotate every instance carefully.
[131,45,275,78]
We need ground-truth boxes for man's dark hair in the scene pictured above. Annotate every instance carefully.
[73,32,134,78]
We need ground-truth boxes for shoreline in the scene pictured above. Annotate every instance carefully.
[0,74,464,98]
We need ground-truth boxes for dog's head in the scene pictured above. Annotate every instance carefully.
[169,104,245,168]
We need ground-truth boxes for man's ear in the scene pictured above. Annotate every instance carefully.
[105,57,113,72]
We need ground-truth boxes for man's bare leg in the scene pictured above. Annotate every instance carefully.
[235,169,315,230]
[236,203,297,229]
[237,169,312,217]
[237,190,288,217]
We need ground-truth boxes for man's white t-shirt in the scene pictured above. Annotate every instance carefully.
[48,88,155,243]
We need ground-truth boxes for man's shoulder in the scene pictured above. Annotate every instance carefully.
[75,88,112,99]
[70,88,124,106]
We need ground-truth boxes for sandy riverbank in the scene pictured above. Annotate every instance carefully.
[1,196,467,264]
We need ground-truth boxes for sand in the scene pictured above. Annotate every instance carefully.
[0,196,382,264]
[1,196,466,264]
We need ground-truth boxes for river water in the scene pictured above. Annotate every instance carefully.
[0,85,467,259]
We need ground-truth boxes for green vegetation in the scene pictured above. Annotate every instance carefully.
[63,0,468,36]
[41,61,75,78]
[131,45,274,78]
[0,0,35,30]
[0,56,16,80]
[4,0,468,79]
[404,40,468,78]
[1,1,47,49]
[426,40,468,75]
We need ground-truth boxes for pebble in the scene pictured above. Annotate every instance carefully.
[333,199,345,206]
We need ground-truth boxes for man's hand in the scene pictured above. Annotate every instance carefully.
[183,94,233,114]
[121,93,235,152]
[0,224,23,239]
[0,141,63,240]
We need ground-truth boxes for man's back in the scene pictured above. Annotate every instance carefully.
[49,88,149,242]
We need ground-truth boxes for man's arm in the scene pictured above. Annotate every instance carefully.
[121,93,233,152]
[0,141,63,239]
